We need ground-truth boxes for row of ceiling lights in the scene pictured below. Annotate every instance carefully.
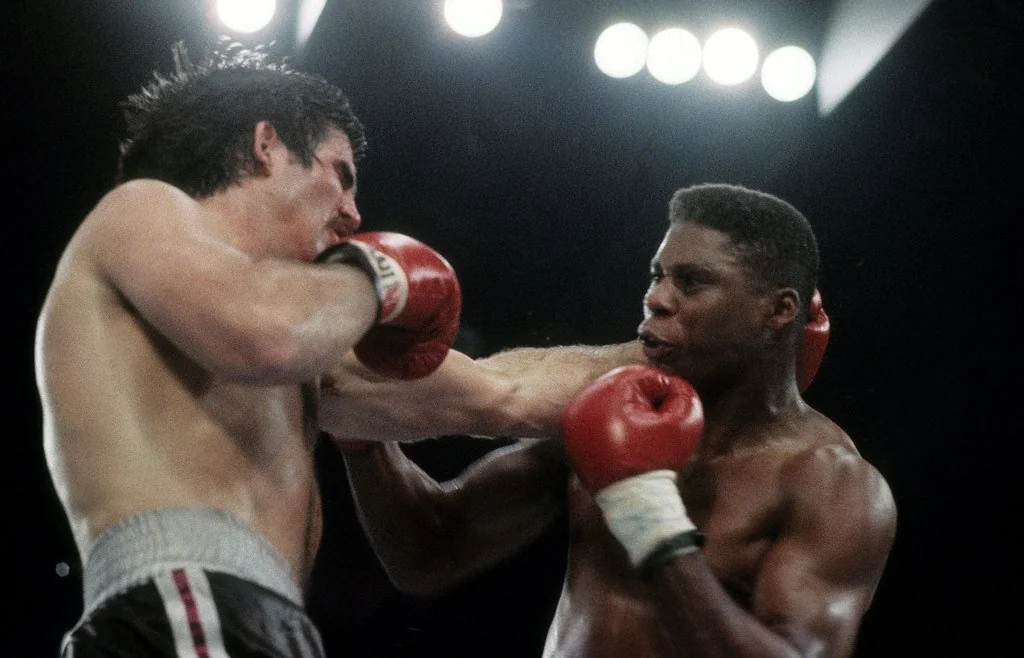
[212,0,816,103]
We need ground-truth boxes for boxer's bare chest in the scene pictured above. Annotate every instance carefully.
[559,453,790,645]
[677,455,787,605]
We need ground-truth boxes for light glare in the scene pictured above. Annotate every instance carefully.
[646,28,702,85]
[444,0,503,38]
[761,46,817,102]
[595,23,649,78]
[296,0,328,49]
[703,27,759,86]
[216,0,276,34]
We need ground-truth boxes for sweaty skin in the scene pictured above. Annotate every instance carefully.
[541,222,895,657]
[327,220,895,657]
[546,416,890,657]
[37,126,373,594]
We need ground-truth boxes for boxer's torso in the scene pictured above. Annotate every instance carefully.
[544,421,854,657]
[37,229,323,593]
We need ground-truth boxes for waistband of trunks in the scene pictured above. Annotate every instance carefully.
[81,506,303,611]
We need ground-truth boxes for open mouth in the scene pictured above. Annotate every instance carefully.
[639,332,675,361]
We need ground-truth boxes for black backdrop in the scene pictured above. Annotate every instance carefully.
[5,0,1020,655]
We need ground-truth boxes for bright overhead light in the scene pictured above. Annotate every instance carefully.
[595,22,649,79]
[703,27,759,86]
[646,27,702,85]
[444,0,503,38]
[296,0,328,50]
[215,0,276,34]
[761,46,817,102]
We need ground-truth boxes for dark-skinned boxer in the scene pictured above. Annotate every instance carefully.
[321,183,895,658]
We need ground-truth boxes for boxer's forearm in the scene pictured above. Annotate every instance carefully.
[477,341,645,436]
[343,439,569,598]
[319,341,644,441]
[342,442,453,590]
[319,350,530,440]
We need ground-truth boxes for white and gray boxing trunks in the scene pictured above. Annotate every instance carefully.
[60,507,324,657]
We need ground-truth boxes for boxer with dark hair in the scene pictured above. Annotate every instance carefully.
[35,41,461,656]
[323,183,893,658]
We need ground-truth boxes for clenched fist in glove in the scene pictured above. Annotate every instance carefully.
[317,231,461,379]
[561,365,705,572]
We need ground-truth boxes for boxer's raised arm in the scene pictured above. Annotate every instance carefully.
[79,180,380,384]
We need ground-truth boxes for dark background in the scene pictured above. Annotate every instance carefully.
[5,0,1020,655]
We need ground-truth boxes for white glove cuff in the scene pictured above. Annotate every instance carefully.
[593,469,697,568]
[318,242,408,323]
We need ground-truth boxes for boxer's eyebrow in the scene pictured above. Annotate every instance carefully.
[672,263,715,280]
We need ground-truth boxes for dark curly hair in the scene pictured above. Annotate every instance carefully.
[669,183,820,320]
[117,39,367,198]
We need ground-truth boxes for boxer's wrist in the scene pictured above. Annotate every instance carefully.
[641,529,705,575]
[315,242,407,324]
[593,470,698,568]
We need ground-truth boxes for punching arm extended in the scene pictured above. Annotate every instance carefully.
[319,341,645,441]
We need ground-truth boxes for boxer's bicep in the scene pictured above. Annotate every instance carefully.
[82,180,376,382]
[380,439,569,597]
[752,451,897,656]
[85,180,272,371]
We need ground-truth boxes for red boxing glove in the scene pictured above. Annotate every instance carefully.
[562,366,704,491]
[561,365,705,569]
[317,231,462,379]
[796,289,830,392]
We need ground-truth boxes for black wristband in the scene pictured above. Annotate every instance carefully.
[641,530,705,576]
[316,242,377,276]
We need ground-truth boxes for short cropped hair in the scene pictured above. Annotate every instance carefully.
[117,40,367,198]
[669,183,819,318]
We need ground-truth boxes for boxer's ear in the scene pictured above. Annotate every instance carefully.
[252,120,281,175]
[766,287,798,331]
